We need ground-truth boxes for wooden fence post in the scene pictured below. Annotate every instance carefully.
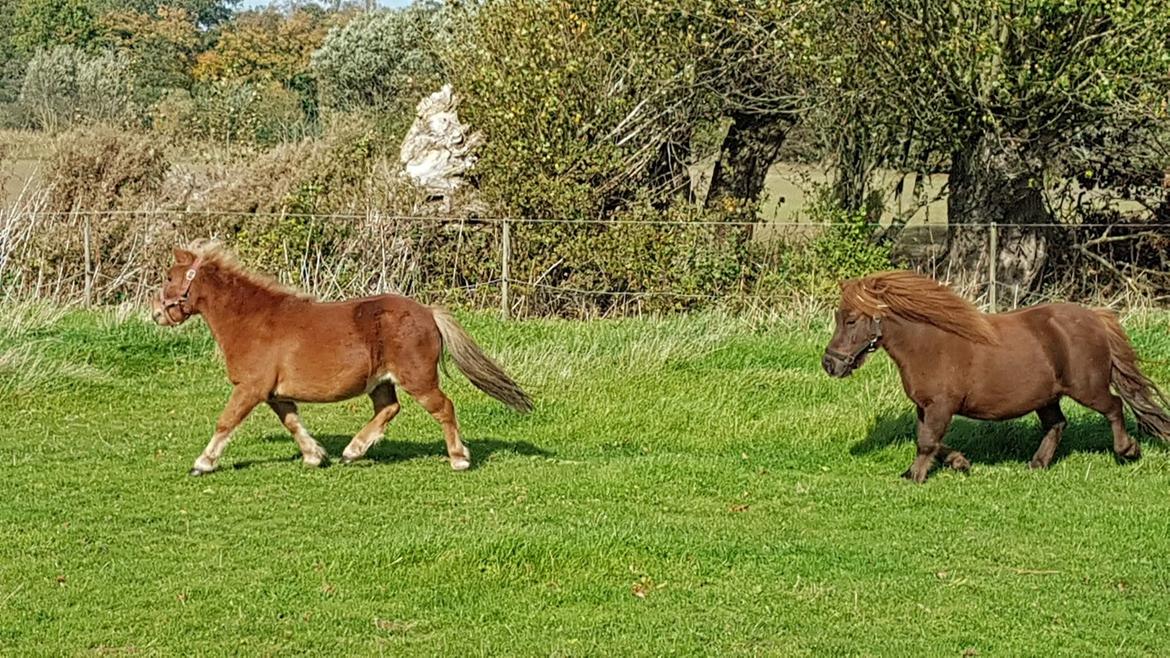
[500,218,511,319]
[987,222,998,312]
[83,214,93,308]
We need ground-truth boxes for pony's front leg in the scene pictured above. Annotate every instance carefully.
[190,386,263,476]
[904,405,954,483]
[268,400,329,468]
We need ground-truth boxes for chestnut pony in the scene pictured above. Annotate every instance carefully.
[152,242,532,476]
[823,271,1170,482]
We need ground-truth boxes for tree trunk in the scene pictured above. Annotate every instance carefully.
[946,132,1050,306]
[706,111,791,211]
[646,134,693,207]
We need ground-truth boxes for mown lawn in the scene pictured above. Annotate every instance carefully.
[3,303,1170,656]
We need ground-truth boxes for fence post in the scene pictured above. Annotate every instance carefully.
[83,214,93,308]
[500,218,511,319]
[987,222,998,312]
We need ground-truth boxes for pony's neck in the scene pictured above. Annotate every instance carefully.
[194,268,288,343]
[879,314,952,370]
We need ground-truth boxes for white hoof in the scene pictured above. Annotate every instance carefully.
[450,457,471,471]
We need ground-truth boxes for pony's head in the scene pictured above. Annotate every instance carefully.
[822,282,885,377]
[822,270,994,377]
[151,241,222,326]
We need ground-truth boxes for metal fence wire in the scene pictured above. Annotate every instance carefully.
[1,208,1168,314]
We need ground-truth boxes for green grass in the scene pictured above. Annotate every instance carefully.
[3,303,1170,656]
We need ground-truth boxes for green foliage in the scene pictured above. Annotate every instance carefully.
[99,6,202,108]
[17,45,136,130]
[310,3,448,118]
[806,192,892,281]
[166,80,309,146]
[0,0,21,107]
[9,0,102,56]
[755,188,894,301]
[831,0,1170,178]
[91,0,238,28]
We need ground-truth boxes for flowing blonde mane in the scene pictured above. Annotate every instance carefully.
[840,270,997,344]
[188,240,315,300]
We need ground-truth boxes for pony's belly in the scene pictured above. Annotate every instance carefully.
[272,377,368,403]
[958,407,1032,422]
[958,395,1056,422]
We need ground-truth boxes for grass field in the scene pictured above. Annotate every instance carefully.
[4,303,1170,655]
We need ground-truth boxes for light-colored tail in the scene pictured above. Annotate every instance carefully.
[1095,309,1170,441]
[431,308,533,413]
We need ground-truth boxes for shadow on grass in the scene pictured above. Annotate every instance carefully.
[231,434,553,471]
[851,406,1163,468]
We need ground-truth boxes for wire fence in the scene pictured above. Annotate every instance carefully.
[2,207,1168,315]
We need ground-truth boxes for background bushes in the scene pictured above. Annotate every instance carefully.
[3,0,1169,315]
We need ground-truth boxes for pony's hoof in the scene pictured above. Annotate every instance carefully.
[1116,443,1142,463]
[949,456,971,472]
[900,468,927,484]
[303,456,329,469]
[188,468,212,477]
[1027,459,1048,470]
[450,457,471,471]
[339,456,356,465]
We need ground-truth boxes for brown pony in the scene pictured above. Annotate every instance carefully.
[151,242,532,476]
[822,270,1170,482]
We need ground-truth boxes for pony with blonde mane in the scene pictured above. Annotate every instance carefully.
[152,241,532,475]
[823,270,1170,482]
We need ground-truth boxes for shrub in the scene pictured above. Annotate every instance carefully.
[45,125,168,211]
[17,45,78,130]
[17,45,135,130]
[178,80,309,146]
[756,187,894,301]
[310,3,448,120]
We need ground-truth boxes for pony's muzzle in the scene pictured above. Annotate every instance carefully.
[822,352,853,378]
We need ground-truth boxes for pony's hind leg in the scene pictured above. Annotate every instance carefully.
[1029,402,1066,470]
[191,386,263,475]
[341,383,401,464]
[268,400,328,468]
[1073,391,1141,462]
[411,386,471,471]
[1103,396,1142,462]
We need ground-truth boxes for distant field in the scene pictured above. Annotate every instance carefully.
[0,130,950,227]
[3,304,1170,655]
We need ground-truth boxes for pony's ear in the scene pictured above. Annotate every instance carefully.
[173,248,196,267]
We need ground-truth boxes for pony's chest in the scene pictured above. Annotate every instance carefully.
[894,356,967,406]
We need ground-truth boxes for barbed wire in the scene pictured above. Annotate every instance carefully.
[4,206,1168,312]
[3,207,1168,230]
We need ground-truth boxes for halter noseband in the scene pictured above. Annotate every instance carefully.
[160,263,199,319]
[825,316,883,366]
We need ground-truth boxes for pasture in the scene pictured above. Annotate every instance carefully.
[4,303,1170,655]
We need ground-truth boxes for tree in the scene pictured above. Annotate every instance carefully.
[835,0,1170,294]
[193,8,335,86]
[10,0,102,56]
[193,7,340,120]
[310,2,447,117]
[0,0,21,105]
[91,0,239,28]
[99,5,202,103]
[694,2,828,214]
